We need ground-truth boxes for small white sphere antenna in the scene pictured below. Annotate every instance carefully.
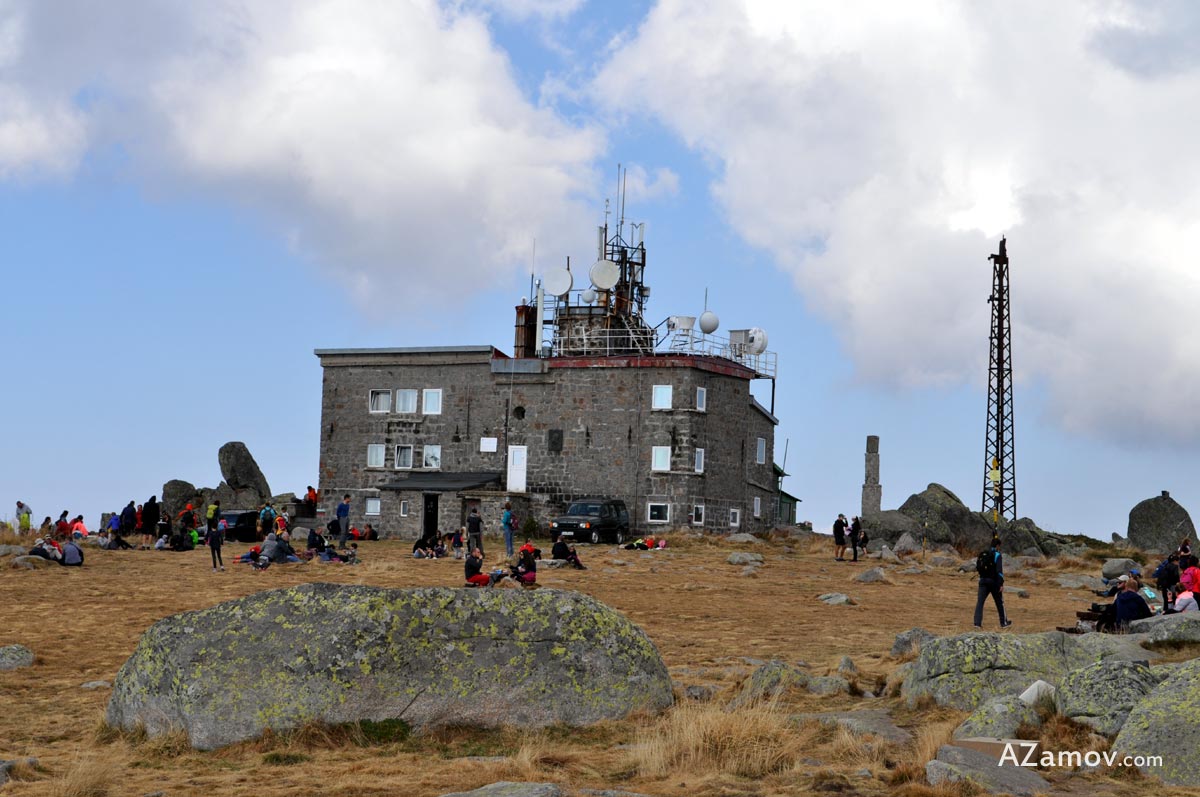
[698,310,720,334]
[581,288,597,304]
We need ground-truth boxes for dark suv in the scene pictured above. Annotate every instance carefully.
[551,499,630,544]
[218,510,261,543]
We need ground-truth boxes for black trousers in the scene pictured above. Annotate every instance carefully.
[974,578,1007,626]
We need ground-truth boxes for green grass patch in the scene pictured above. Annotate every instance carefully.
[357,718,411,745]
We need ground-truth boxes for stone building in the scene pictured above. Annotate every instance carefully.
[314,221,781,539]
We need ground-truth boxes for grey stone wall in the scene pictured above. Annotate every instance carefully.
[316,348,777,538]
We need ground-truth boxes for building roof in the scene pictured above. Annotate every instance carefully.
[314,345,495,356]
[378,471,503,493]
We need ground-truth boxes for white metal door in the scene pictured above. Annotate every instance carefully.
[507,446,528,493]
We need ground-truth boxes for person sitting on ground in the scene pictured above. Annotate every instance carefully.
[154,533,168,551]
[236,544,263,563]
[412,536,436,559]
[96,530,112,549]
[363,523,379,541]
[307,527,326,554]
[323,542,358,564]
[261,532,280,562]
[29,538,60,561]
[38,517,53,538]
[1114,576,1153,628]
[61,538,84,567]
[464,547,493,587]
[551,537,587,569]
[518,538,542,560]
[511,548,537,585]
[271,531,300,563]
[623,538,651,550]
[432,534,448,558]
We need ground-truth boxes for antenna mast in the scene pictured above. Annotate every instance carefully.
[982,237,1016,523]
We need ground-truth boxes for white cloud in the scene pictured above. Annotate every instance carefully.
[0,0,603,306]
[596,0,1200,445]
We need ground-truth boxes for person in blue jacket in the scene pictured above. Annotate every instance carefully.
[973,535,1013,629]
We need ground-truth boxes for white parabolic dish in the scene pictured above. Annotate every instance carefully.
[590,259,619,290]
[543,269,573,297]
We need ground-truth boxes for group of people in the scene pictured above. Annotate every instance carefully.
[1088,538,1200,631]
[831,513,868,562]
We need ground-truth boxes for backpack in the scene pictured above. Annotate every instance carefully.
[1153,560,1167,580]
[976,549,999,579]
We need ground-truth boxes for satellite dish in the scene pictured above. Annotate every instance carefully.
[668,315,696,331]
[543,269,573,297]
[746,327,768,354]
[581,288,597,304]
[590,259,619,290]
[698,310,720,334]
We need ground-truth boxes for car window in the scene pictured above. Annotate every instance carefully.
[567,503,602,516]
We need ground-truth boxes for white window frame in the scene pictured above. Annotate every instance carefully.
[651,384,673,410]
[423,444,442,469]
[692,504,705,525]
[365,497,381,516]
[651,446,671,472]
[366,444,385,468]
[399,500,410,517]
[695,448,705,474]
[395,389,418,414]
[753,496,762,518]
[394,444,414,470]
[422,388,443,415]
[696,386,707,412]
[647,502,670,524]
[730,508,741,528]
[368,389,391,414]
[756,437,767,465]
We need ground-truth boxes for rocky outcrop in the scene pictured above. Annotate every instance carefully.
[218,442,272,500]
[1057,661,1157,737]
[161,479,201,518]
[1101,558,1140,580]
[0,645,34,670]
[730,661,809,708]
[1113,658,1200,785]
[926,744,1049,796]
[891,628,936,658]
[162,442,276,517]
[107,584,673,749]
[952,695,1040,739]
[1128,492,1195,554]
[1128,612,1200,644]
[903,631,1156,710]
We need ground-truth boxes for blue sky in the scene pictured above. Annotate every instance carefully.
[4,0,1200,540]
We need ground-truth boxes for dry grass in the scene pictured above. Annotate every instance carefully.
[51,755,115,797]
[884,717,963,786]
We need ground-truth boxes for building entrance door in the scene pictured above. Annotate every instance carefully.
[507,446,527,493]
[423,494,438,539]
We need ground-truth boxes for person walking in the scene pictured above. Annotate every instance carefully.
[336,494,352,547]
[206,500,221,536]
[974,535,1012,629]
[14,501,32,535]
[849,516,863,562]
[832,514,848,561]
[466,507,484,556]
[501,501,516,557]
[206,519,225,572]
[142,496,160,550]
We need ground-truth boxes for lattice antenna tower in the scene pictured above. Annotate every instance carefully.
[982,237,1016,522]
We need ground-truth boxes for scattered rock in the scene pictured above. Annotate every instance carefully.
[891,628,936,658]
[0,645,34,670]
[726,533,761,544]
[1058,661,1157,737]
[81,680,111,690]
[739,566,759,578]
[10,555,56,570]
[1128,612,1200,644]
[726,552,763,565]
[539,559,566,569]
[0,758,38,787]
[877,546,900,563]
[107,584,673,749]
[808,676,851,696]
[1004,586,1029,598]
[893,532,921,555]
[730,661,809,708]
[578,790,653,797]
[837,656,857,675]
[0,544,27,557]
[926,744,1050,796]
[683,684,719,702]
[898,565,931,575]
[953,695,1041,739]
[1056,574,1107,591]
[854,566,889,584]
[817,593,856,606]
[1114,657,1200,785]
[1018,680,1056,706]
[439,784,562,797]
[1101,558,1141,580]
[1127,491,1196,554]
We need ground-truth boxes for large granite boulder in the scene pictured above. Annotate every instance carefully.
[859,510,923,546]
[952,694,1041,739]
[903,631,1156,710]
[926,744,1049,796]
[1128,612,1200,644]
[1057,661,1157,737]
[891,628,936,658]
[1113,658,1200,785]
[161,479,201,518]
[218,441,272,498]
[1128,492,1195,554]
[107,584,672,749]
[729,661,809,708]
[897,484,996,551]
[1101,558,1141,580]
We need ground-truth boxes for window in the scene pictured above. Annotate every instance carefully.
[394,445,413,469]
[695,448,705,473]
[648,503,670,523]
[692,505,705,525]
[423,388,442,415]
[652,384,672,409]
[365,497,381,516]
[696,387,707,412]
[399,500,409,517]
[651,446,671,472]
[753,496,762,517]
[396,389,417,413]
[756,437,767,465]
[366,444,385,468]
[369,390,391,413]
[730,508,741,527]
[423,445,442,469]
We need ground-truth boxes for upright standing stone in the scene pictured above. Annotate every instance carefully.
[862,435,882,517]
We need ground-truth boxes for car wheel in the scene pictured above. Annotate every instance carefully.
[590,530,601,545]
[616,530,625,545]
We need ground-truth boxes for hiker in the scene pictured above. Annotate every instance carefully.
[518,538,541,560]
[465,547,492,587]
[501,502,517,557]
[259,503,277,538]
[119,501,137,539]
[206,501,220,535]
[511,548,537,585]
[1181,556,1200,593]
[832,513,848,561]
[973,535,1012,629]
[14,501,32,535]
[452,527,465,559]
[551,537,586,569]
[1114,577,1153,628]
[61,538,84,567]
[206,517,225,572]
[849,516,863,562]
[28,538,56,561]
[336,494,352,546]
[70,515,88,537]
[135,503,143,540]
[302,485,319,517]
[55,511,71,538]
[1172,584,1198,613]
[466,507,484,556]
[1155,554,1181,597]
[273,531,300,563]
